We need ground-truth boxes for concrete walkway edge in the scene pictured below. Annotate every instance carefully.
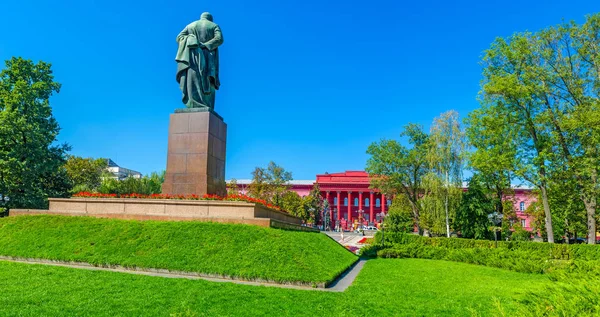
[326,259,367,291]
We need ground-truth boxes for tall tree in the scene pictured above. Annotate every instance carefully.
[366,123,429,234]
[455,174,493,240]
[306,183,323,225]
[532,17,600,244]
[280,190,309,221]
[475,14,600,244]
[386,192,417,233]
[64,156,108,193]
[248,161,292,207]
[427,110,466,237]
[465,105,516,218]
[479,33,556,243]
[0,57,70,208]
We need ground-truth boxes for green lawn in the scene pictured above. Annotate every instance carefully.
[0,215,356,284]
[0,258,550,316]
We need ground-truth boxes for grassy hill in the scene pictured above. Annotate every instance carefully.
[0,259,552,316]
[0,215,356,284]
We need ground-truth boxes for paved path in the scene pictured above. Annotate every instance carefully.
[323,231,374,251]
[326,259,367,291]
[0,256,366,293]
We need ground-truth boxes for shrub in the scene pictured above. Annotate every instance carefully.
[374,232,600,275]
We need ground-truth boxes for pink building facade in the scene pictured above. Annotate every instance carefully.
[235,171,535,231]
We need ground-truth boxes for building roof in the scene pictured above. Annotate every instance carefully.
[106,159,120,168]
[230,179,315,186]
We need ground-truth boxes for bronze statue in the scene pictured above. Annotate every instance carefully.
[176,12,224,110]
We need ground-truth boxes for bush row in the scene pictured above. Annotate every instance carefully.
[377,232,600,261]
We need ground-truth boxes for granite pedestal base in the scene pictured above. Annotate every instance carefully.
[162,110,227,196]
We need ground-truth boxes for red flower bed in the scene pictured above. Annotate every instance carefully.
[72,192,117,199]
[71,192,283,212]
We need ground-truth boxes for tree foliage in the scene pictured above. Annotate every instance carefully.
[97,172,164,195]
[0,57,71,208]
[226,178,240,195]
[425,110,466,237]
[455,175,493,240]
[280,190,308,221]
[248,161,292,208]
[366,123,429,233]
[385,195,416,233]
[65,156,108,193]
[470,13,600,244]
[306,183,323,224]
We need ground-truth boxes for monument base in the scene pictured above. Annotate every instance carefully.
[162,110,227,197]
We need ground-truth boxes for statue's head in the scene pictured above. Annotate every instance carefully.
[201,12,213,21]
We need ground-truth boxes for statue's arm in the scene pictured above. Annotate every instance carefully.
[176,26,190,43]
[203,25,224,51]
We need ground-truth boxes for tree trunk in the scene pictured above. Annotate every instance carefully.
[445,171,450,238]
[539,185,554,243]
[583,197,597,245]
[445,189,450,238]
[565,218,570,245]
[412,205,422,235]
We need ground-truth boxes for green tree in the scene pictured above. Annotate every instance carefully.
[419,172,446,236]
[478,33,556,242]
[248,161,292,207]
[226,178,240,195]
[385,195,415,233]
[455,175,493,240]
[366,123,430,234]
[306,183,323,225]
[280,190,309,221]
[427,110,466,237]
[532,17,600,244]
[97,171,164,195]
[0,57,70,209]
[65,156,108,193]
[465,105,516,218]
[475,14,600,244]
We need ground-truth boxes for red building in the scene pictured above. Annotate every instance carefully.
[317,171,390,230]
[234,170,534,231]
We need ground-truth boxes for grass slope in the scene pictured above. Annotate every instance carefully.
[0,258,550,316]
[0,215,356,284]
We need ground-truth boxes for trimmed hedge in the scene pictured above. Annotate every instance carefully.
[378,232,600,261]
[370,232,600,275]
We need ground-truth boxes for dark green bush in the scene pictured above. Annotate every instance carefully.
[374,232,600,275]
[358,243,378,258]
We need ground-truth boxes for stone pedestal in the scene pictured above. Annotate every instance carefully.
[162,110,227,196]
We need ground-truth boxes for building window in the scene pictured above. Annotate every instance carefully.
[354,198,359,206]
[387,199,392,206]
[334,197,338,205]
[344,198,348,206]
[376,198,381,207]
[365,198,370,207]
[521,219,526,227]
[520,202,525,211]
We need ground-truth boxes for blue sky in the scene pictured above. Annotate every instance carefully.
[1,0,597,180]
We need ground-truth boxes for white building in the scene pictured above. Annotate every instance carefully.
[105,159,142,180]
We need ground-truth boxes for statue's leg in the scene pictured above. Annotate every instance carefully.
[179,73,188,105]
[187,51,206,108]
[204,86,216,110]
